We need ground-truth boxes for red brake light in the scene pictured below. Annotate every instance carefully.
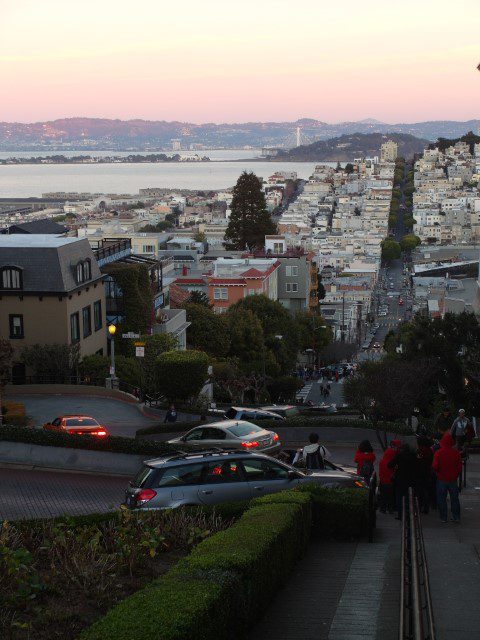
[241,441,259,448]
[92,430,108,437]
[273,433,279,441]
[136,489,156,505]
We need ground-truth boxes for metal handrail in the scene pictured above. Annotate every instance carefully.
[368,471,377,543]
[399,488,436,640]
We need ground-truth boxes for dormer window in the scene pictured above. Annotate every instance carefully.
[75,259,92,284]
[1,266,22,290]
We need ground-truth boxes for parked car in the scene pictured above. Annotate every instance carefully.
[123,450,367,510]
[372,342,381,349]
[378,311,387,317]
[42,415,109,437]
[261,405,300,419]
[224,406,285,421]
[167,420,281,455]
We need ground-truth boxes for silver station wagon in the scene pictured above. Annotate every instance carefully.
[123,450,367,511]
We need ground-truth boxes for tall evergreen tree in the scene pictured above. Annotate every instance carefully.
[224,171,276,249]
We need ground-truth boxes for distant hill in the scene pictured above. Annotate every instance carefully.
[0,117,476,151]
[273,133,429,161]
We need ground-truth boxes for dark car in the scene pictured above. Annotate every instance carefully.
[224,406,285,421]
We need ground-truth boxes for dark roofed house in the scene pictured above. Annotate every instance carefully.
[6,218,67,235]
[0,235,107,383]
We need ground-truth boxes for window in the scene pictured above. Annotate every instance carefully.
[75,260,92,284]
[200,428,226,440]
[285,265,299,277]
[273,242,284,254]
[285,283,298,293]
[184,429,203,441]
[248,289,255,296]
[226,422,263,437]
[82,305,92,338]
[142,245,156,254]
[1,267,22,290]
[203,460,243,484]
[70,312,80,343]
[213,287,228,300]
[94,300,102,331]
[155,463,204,488]
[240,459,289,481]
[9,314,24,339]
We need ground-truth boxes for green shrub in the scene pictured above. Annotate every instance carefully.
[80,495,311,640]
[0,424,172,456]
[297,485,369,539]
[136,420,204,437]
[156,350,210,403]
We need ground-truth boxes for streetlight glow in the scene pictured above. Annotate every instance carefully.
[108,324,116,336]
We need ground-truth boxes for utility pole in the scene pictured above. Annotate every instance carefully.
[341,291,345,342]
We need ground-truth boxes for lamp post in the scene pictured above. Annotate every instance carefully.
[107,324,118,389]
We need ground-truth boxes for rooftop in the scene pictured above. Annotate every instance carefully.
[0,234,80,248]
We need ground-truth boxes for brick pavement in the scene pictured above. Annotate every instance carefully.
[0,467,126,520]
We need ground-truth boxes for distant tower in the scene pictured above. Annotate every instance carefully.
[296,127,301,147]
[171,139,181,151]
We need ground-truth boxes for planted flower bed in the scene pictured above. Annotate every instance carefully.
[0,509,228,640]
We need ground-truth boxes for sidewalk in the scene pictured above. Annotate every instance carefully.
[249,514,400,640]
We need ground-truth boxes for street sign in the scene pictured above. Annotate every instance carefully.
[135,346,145,358]
[122,332,140,339]
[109,366,115,375]
[134,341,146,347]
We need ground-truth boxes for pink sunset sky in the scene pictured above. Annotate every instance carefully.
[1,0,479,124]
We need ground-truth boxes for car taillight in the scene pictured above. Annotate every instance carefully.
[273,433,279,441]
[241,441,259,448]
[92,430,108,437]
[136,489,156,505]
[67,430,84,435]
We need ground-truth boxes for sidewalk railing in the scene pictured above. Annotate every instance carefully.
[399,489,436,640]
[368,471,377,543]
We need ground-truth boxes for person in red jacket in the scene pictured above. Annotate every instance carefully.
[354,439,376,482]
[432,432,462,523]
[378,439,401,513]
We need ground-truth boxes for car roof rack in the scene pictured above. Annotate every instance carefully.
[146,448,253,464]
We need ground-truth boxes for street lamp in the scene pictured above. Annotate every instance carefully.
[107,324,118,389]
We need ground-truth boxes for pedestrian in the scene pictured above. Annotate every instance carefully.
[319,383,324,396]
[354,439,376,482]
[378,439,401,513]
[416,435,434,514]
[335,370,339,383]
[388,443,418,519]
[293,433,331,469]
[432,432,462,523]
[451,409,474,448]
[164,404,178,423]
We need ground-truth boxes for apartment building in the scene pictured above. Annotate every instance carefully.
[0,235,107,382]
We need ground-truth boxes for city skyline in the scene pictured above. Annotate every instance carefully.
[1,0,479,123]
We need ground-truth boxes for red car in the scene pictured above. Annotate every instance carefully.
[43,415,109,437]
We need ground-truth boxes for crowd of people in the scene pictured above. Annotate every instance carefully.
[354,407,474,523]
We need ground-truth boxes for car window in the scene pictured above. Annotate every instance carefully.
[203,460,244,484]
[225,408,237,419]
[201,428,226,440]
[51,418,61,427]
[241,459,289,481]
[155,463,204,488]
[185,429,203,441]
[227,422,263,437]
[65,418,99,426]
[131,466,155,488]
[253,412,272,420]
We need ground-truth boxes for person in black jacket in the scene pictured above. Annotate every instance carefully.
[388,443,418,519]
[164,404,178,423]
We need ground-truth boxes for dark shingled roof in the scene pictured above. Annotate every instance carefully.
[7,219,67,235]
[0,236,102,294]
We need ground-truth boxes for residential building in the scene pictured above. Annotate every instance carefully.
[0,235,107,382]
[380,140,398,163]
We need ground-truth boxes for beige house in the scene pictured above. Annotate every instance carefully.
[0,235,107,383]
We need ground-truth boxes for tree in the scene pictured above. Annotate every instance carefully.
[295,311,332,353]
[187,291,212,309]
[229,295,299,373]
[156,350,209,403]
[21,344,79,383]
[381,238,401,262]
[400,234,421,252]
[183,303,230,357]
[344,358,438,448]
[0,340,13,426]
[267,376,303,403]
[344,163,355,174]
[318,281,326,300]
[193,231,206,243]
[224,172,276,250]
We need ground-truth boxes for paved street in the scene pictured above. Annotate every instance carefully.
[0,467,126,521]
[7,394,157,437]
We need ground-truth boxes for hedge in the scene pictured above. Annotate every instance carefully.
[79,491,311,640]
[136,416,412,438]
[0,424,172,456]
[297,484,370,539]
[1,401,27,427]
